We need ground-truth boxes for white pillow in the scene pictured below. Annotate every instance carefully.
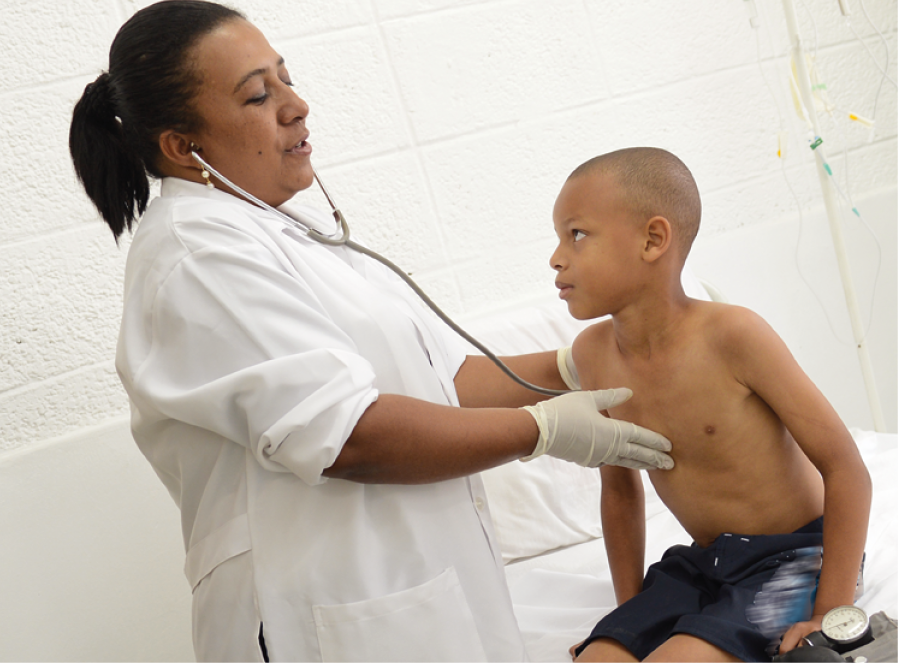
[481,457,602,563]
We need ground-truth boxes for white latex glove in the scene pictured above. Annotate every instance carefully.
[521,389,673,470]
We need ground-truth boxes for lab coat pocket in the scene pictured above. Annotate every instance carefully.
[312,567,488,662]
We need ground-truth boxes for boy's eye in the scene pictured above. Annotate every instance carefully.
[573,230,586,242]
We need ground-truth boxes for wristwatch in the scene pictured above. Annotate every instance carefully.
[804,605,874,654]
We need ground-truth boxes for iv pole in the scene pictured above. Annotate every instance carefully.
[780,0,886,432]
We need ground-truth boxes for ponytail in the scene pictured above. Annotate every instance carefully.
[69,1,245,242]
[70,73,148,241]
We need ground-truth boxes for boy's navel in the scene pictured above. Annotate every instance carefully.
[705,425,716,435]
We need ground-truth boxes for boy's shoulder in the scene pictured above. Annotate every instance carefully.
[693,299,764,332]
[692,300,780,354]
[572,301,780,375]
[575,300,771,342]
[574,316,614,344]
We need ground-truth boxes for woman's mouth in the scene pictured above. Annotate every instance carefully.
[556,282,573,300]
[287,138,312,155]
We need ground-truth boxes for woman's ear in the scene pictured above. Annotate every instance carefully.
[158,129,199,171]
[642,216,672,263]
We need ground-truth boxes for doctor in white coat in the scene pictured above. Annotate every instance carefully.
[69,2,673,660]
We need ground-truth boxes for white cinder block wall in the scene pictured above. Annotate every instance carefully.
[1,0,895,456]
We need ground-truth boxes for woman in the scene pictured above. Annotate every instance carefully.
[69,2,672,660]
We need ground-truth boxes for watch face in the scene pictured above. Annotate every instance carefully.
[821,605,869,643]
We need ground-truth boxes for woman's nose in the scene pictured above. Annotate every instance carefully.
[280,87,309,123]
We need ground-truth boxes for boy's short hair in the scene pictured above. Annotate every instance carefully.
[569,147,701,260]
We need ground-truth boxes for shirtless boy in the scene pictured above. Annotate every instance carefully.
[551,148,871,662]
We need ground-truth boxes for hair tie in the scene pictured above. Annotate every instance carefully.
[83,72,119,124]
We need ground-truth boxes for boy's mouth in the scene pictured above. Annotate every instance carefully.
[555,281,573,299]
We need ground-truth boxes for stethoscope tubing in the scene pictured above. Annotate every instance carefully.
[190,152,567,397]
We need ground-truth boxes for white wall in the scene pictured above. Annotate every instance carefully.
[1,0,895,457]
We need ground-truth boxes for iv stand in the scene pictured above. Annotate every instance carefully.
[781,0,886,432]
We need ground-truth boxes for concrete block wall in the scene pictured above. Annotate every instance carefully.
[1,0,895,454]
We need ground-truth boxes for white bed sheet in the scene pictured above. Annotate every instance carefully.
[504,430,898,662]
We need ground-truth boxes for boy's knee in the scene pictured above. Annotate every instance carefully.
[643,634,742,662]
[573,637,639,662]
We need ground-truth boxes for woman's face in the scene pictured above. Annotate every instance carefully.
[188,19,314,206]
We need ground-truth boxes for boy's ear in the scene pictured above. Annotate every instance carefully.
[642,216,672,263]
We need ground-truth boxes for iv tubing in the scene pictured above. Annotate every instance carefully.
[781,0,886,432]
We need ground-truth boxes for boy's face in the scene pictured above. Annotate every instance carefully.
[550,173,645,320]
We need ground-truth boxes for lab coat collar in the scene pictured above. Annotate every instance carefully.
[159,177,341,237]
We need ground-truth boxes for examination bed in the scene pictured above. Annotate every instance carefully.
[0,270,894,661]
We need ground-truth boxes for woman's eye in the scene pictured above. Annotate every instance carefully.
[573,230,586,242]
[248,93,268,105]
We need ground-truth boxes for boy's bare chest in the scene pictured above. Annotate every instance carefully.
[576,338,754,457]
[573,320,820,544]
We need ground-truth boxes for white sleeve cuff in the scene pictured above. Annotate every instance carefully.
[556,346,581,391]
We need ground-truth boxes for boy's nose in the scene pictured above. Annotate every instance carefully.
[549,246,564,271]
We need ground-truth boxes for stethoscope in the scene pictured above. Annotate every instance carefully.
[192,151,567,397]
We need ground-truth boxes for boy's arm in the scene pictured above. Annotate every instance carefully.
[455,352,565,408]
[726,308,872,653]
[600,465,646,605]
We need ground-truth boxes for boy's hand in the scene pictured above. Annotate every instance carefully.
[522,389,673,470]
[779,616,825,654]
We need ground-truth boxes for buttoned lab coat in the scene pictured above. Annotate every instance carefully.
[116,178,527,662]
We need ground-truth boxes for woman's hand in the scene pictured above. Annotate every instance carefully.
[324,388,672,484]
[778,616,825,654]
[522,389,673,470]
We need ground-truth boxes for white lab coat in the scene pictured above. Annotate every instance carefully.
[117,178,527,662]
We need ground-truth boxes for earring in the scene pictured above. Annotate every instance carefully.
[190,143,214,189]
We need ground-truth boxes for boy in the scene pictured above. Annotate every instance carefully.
[551,148,870,662]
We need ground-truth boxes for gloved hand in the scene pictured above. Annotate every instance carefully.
[521,389,673,470]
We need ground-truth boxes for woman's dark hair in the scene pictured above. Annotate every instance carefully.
[69,0,244,241]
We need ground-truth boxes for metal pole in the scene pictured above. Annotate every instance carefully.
[781,0,886,431]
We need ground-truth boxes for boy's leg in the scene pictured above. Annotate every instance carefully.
[571,634,742,663]
[643,634,742,662]
[572,546,711,662]
[572,637,639,662]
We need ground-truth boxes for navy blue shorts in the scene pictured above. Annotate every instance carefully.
[575,517,824,662]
